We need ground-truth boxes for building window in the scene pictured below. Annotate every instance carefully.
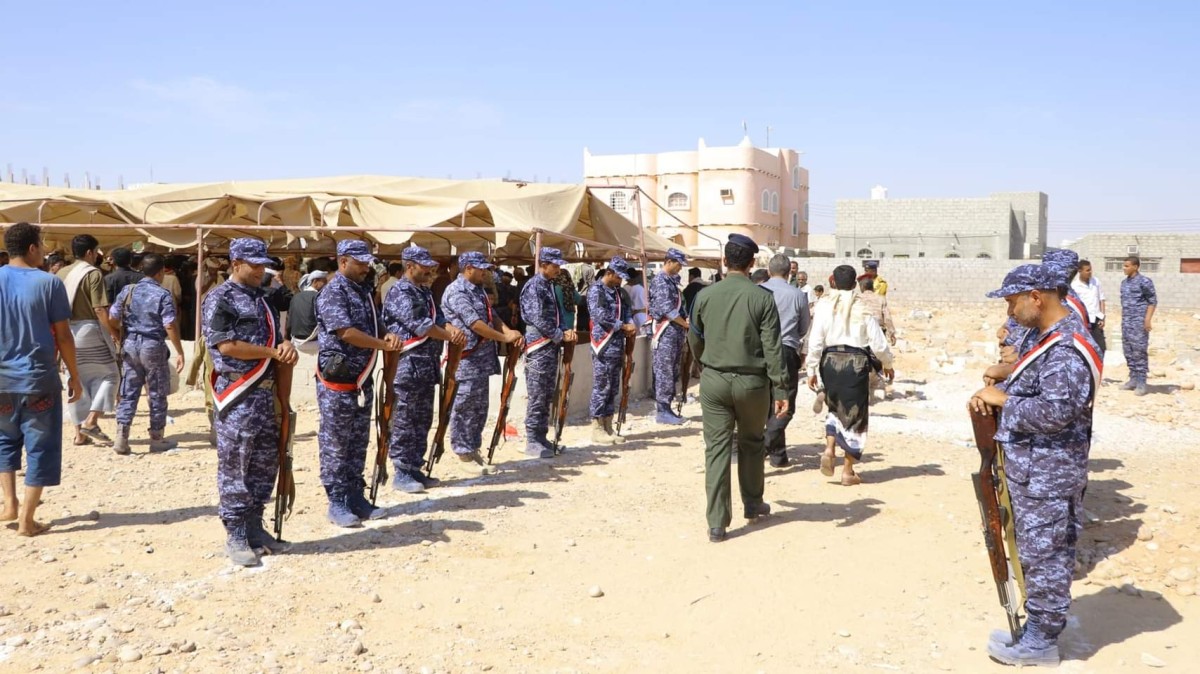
[894,254,910,259]
[770,192,779,214]
[856,248,873,258]
[946,253,961,258]
[1106,256,1161,273]
[609,191,627,211]
[977,252,992,259]
[1182,258,1200,273]
[791,166,801,190]
[666,192,689,210]
[761,189,770,213]
[791,211,799,237]
[918,252,925,257]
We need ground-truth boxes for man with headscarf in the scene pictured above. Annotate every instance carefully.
[806,264,894,486]
[286,270,328,355]
[587,256,636,445]
[649,248,690,425]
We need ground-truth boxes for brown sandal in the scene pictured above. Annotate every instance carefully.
[820,454,835,477]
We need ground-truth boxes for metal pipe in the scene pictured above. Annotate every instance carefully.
[194,227,204,341]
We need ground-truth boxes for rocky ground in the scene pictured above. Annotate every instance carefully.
[1,302,1198,673]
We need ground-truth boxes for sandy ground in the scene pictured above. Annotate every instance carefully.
[1,302,1198,673]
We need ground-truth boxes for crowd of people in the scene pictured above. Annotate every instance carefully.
[0,222,1162,668]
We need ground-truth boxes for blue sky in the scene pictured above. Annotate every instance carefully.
[2,1,1197,242]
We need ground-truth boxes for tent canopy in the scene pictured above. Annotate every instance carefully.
[0,176,692,262]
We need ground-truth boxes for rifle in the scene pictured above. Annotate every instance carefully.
[425,342,462,476]
[487,344,521,464]
[369,351,399,504]
[969,407,1025,644]
[272,360,296,542]
[615,330,636,436]
[549,342,575,454]
[677,336,692,417]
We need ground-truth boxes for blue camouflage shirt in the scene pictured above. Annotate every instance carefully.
[996,314,1098,497]
[1002,287,1089,352]
[202,281,281,380]
[316,272,380,378]
[648,272,684,322]
[442,275,500,380]
[519,274,564,349]
[1120,273,1157,320]
[587,280,624,356]
[382,277,445,381]
[110,277,176,341]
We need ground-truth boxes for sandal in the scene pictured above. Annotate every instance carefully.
[79,425,112,445]
[820,454,835,477]
[73,435,94,446]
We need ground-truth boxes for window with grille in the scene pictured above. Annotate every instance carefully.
[856,248,873,258]
[666,192,689,210]
[609,191,627,211]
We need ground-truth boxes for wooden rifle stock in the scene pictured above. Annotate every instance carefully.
[272,360,296,542]
[488,345,521,464]
[425,342,462,476]
[678,337,692,417]
[550,343,575,454]
[615,331,636,434]
[370,351,399,504]
[969,407,1023,643]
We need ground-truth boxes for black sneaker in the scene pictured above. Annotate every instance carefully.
[391,471,425,494]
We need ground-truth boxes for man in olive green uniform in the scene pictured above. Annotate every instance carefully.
[688,234,789,542]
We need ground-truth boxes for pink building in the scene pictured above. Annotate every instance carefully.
[583,137,810,254]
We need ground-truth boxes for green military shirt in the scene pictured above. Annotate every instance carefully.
[687,273,789,400]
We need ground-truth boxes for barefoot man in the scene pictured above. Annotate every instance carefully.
[0,223,83,536]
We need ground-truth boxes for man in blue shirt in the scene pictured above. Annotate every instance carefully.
[0,223,83,537]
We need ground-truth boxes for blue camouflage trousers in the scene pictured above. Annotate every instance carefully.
[524,345,558,445]
[653,324,684,410]
[116,335,171,430]
[389,370,437,472]
[450,377,489,454]
[215,386,279,525]
[1121,317,1149,383]
[1011,483,1082,649]
[590,346,624,418]
[317,380,373,493]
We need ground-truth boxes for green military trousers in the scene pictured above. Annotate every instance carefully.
[700,368,769,529]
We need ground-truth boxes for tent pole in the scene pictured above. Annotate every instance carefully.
[194,226,204,342]
[634,191,648,269]
[534,230,542,268]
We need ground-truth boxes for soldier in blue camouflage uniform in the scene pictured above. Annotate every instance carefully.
[520,247,578,458]
[587,257,636,445]
[109,254,186,455]
[999,249,1090,357]
[382,246,466,493]
[1119,256,1157,396]
[442,251,524,464]
[971,264,1100,668]
[316,240,398,527]
[649,248,689,425]
[202,238,298,566]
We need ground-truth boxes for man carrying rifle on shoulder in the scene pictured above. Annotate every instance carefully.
[587,256,636,445]
[519,247,578,458]
[649,248,690,426]
[202,238,298,567]
[443,251,524,465]
[381,246,467,492]
[968,264,1100,668]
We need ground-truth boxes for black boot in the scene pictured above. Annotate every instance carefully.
[247,505,292,554]
[223,519,260,567]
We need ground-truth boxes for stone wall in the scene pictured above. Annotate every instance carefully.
[1070,233,1200,276]
[786,258,1200,309]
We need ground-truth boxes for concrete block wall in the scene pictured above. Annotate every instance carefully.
[835,198,1013,260]
[1070,233,1200,275]
[786,258,1200,309]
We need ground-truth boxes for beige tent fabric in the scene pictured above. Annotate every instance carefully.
[0,177,689,261]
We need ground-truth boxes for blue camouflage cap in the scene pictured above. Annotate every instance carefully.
[229,238,273,265]
[987,264,1059,298]
[458,250,494,270]
[538,247,566,265]
[665,247,688,264]
[608,256,631,281]
[1041,248,1079,271]
[402,245,437,267]
[728,233,759,255]
[337,239,375,263]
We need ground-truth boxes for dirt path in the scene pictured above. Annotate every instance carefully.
[1,303,1197,673]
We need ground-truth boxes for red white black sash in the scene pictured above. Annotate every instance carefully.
[590,289,622,355]
[211,298,276,417]
[1065,295,1090,326]
[1010,331,1103,402]
[651,287,682,350]
[317,295,379,395]
[525,281,560,356]
[400,293,437,355]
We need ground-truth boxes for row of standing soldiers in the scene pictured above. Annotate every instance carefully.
[202,238,695,567]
